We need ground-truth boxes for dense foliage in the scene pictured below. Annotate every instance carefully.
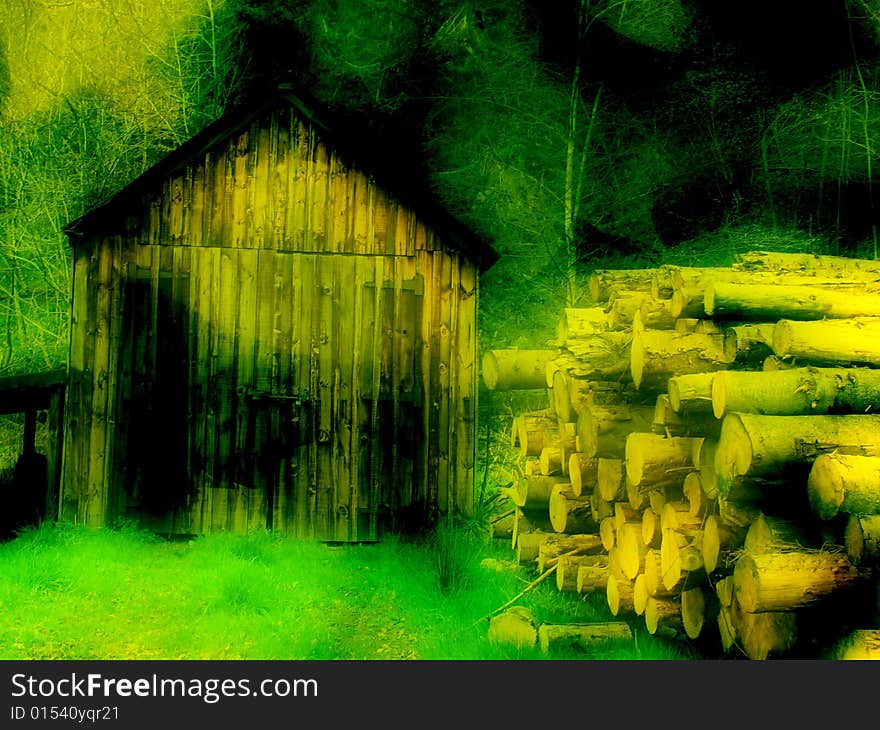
[2,0,879,371]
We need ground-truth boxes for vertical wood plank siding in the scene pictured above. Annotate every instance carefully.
[61,106,478,540]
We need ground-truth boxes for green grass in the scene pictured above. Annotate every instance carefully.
[0,522,690,661]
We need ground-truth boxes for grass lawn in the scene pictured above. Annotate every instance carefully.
[0,523,692,660]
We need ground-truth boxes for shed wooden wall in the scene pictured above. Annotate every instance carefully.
[61,105,478,540]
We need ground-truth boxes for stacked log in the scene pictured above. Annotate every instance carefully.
[484,251,880,659]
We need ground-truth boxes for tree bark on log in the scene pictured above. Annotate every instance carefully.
[590,491,615,523]
[517,413,559,457]
[489,511,516,540]
[483,349,556,391]
[733,551,869,613]
[512,475,568,509]
[773,318,880,366]
[845,514,880,566]
[743,514,812,555]
[732,250,880,277]
[652,396,722,439]
[723,324,776,364]
[589,269,659,303]
[516,532,552,566]
[833,629,880,659]
[535,533,605,573]
[577,405,655,459]
[712,366,880,419]
[569,453,599,497]
[488,606,538,648]
[512,509,555,551]
[557,307,610,341]
[705,281,880,320]
[668,373,716,413]
[714,413,880,495]
[539,447,564,476]
[607,574,636,616]
[549,485,595,534]
[808,453,880,520]
[557,554,609,592]
[625,433,698,490]
[537,622,633,653]
[598,458,627,502]
[631,327,736,391]
[574,561,612,594]
[731,601,798,660]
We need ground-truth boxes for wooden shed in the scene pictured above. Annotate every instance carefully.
[60,88,496,541]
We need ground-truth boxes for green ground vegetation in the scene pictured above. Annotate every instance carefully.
[0,522,690,661]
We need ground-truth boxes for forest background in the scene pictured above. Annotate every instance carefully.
[2,0,880,376]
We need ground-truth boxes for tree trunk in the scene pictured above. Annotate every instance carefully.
[607,574,636,616]
[712,366,880,419]
[577,404,655,459]
[683,471,710,518]
[482,349,556,390]
[569,453,599,497]
[660,529,706,591]
[773,317,880,366]
[733,250,880,276]
[537,622,633,653]
[667,373,716,413]
[515,531,552,566]
[701,514,747,573]
[633,574,650,615]
[539,447,564,476]
[643,549,680,598]
[511,509,555,551]
[833,629,880,659]
[723,324,776,363]
[517,413,559,457]
[641,507,662,549]
[808,453,880,520]
[763,354,797,371]
[660,500,704,534]
[513,475,568,509]
[536,532,605,572]
[743,514,812,554]
[600,517,616,551]
[590,491,614,523]
[598,457,626,501]
[574,560,612,594]
[549,485,595,534]
[732,601,798,660]
[705,281,880,320]
[652,396,722,439]
[733,551,869,613]
[645,596,683,636]
[488,606,538,648]
[845,514,880,566]
[681,586,715,640]
[631,326,736,390]
[557,307,610,341]
[610,294,676,329]
[588,269,659,303]
[625,433,698,490]
[616,522,648,579]
[714,412,880,495]
[718,604,738,653]
[489,511,516,540]
[716,576,735,607]
[557,554,609,592]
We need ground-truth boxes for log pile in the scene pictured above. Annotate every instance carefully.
[484,250,880,659]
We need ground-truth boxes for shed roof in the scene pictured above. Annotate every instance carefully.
[65,85,498,271]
